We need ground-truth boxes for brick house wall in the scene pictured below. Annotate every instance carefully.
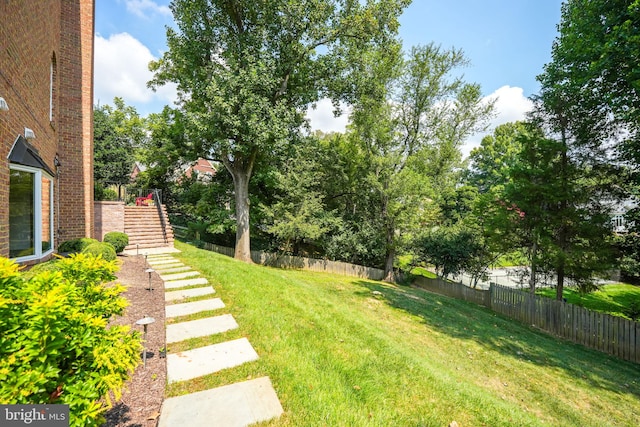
[0,0,95,260]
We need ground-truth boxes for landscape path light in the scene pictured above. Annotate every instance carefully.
[145,268,155,291]
[135,316,155,368]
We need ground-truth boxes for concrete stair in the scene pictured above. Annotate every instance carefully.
[124,205,175,250]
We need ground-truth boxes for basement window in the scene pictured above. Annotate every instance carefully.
[8,136,55,261]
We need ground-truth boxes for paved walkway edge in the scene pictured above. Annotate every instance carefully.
[158,377,283,427]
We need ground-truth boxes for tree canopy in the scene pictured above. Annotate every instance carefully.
[150,0,410,261]
[93,98,145,188]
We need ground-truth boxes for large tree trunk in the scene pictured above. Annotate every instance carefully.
[383,243,395,283]
[232,170,252,262]
[556,124,568,300]
[222,151,256,263]
[529,239,538,294]
[382,192,396,283]
[556,264,565,301]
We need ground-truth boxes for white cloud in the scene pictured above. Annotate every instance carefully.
[305,86,533,149]
[462,85,534,157]
[306,98,350,134]
[94,32,177,114]
[124,0,171,19]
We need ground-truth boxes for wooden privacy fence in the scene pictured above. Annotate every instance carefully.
[490,284,640,364]
[191,240,640,364]
[416,277,640,364]
[413,276,491,308]
[199,241,385,280]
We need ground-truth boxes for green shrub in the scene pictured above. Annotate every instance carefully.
[103,232,129,253]
[94,185,119,201]
[21,259,61,280]
[82,242,117,262]
[58,237,99,253]
[0,253,141,427]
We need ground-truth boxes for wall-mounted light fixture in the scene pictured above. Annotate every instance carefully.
[0,97,8,111]
[24,127,36,140]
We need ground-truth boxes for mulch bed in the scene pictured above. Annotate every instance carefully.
[102,255,167,427]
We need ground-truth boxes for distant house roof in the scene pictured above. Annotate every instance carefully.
[184,158,217,180]
[130,161,147,181]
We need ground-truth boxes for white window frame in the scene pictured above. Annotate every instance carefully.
[9,164,54,262]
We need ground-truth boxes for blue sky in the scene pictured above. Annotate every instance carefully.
[94,0,563,153]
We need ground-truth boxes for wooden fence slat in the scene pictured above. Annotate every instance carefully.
[630,320,637,363]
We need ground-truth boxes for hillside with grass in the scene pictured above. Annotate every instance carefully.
[168,242,640,426]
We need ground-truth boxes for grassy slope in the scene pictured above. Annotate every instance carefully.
[170,241,640,426]
[537,284,640,319]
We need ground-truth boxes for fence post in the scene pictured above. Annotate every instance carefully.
[489,283,494,310]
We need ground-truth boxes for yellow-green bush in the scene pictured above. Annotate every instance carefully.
[0,254,141,427]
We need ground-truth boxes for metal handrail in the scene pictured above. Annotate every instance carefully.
[153,189,169,244]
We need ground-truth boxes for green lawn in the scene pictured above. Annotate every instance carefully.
[410,266,437,279]
[169,241,640,426]
[537,284,640,319]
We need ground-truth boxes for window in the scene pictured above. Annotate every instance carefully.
[9,165,54,260]
[612,214,626,232]
[50,52,57,123]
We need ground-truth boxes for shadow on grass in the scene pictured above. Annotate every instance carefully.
[354,279,640,398]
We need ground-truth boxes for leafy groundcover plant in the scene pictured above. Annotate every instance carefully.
[0,253,141,427]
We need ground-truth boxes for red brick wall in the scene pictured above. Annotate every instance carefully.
[0,0,95,259]
[94,201,125,240]
[58,0,95,244]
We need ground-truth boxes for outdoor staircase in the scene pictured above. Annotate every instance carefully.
[124,205,174,251]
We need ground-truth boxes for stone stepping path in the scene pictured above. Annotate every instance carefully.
[165,286,215,302]
[153,253,283,425]
[154,266,191,274]
[148,258,181,266]
[154,264,187,273]
[164,277,209,289]
[167,337,260,383]
[160,270,200,281]
[165,298,225,318]
[158,377,283,427]
[166,314,238,343]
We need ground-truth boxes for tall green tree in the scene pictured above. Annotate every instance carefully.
[350,44,494,281]
[317,132,388,267]
[260,135,340,255]
[466,122,527,194]
[501,125,615,297]
[540,0,640,167]
[530,0,626,299]
[150,0,409,262]
[93,98,146,187]
[136,106,188,197]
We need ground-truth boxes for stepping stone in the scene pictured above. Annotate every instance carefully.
[148,258,180,266]
[164,277,209,289]
[158,377,283,427]
[154,266,190,274]
[166,338,259,383]
[166,314,238,343]
[155,266,187,272]
[153,258,184,266]
[165,286,215,302]
[148,254,174,260]
[160,271,200,281]
[165,298,225,318]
